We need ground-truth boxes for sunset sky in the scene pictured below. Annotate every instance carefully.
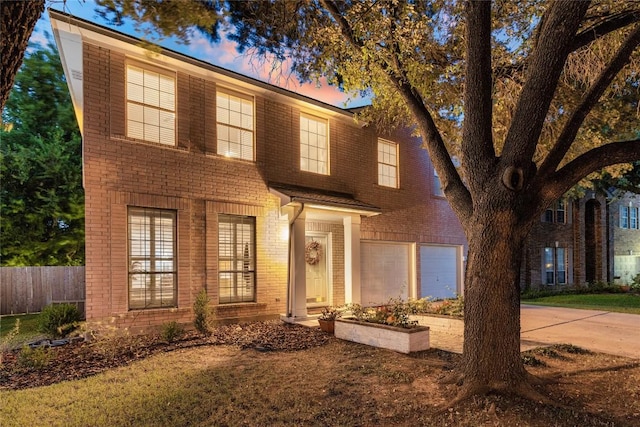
[35,0,369,109]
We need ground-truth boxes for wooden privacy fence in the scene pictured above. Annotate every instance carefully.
[0,266,85,315]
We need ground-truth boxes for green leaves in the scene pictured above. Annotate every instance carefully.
[1,41,83,266]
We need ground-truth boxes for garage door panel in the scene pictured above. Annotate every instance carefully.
[361,242,410,305]
[420,245,458,300]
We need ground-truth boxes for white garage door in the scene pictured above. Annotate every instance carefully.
[361,242,411,305]
[420,245,459,300]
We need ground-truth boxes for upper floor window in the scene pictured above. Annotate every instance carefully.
[378,139,398,188]
[620,205,639,229]
[128,207,177,309]
[300,113,328,175]
[126,63,175,146]
[433,169,444,196]
[544,200,566,223]
[216,91,254,160]
[544,247,567,285]
[218,215,256,304]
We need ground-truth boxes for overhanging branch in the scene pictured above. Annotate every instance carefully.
[538,24,640,180]
[320,0,472,222]
[546,139,640,196]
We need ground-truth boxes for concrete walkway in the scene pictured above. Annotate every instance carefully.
[429,305,640,358]
[520,304,640,359]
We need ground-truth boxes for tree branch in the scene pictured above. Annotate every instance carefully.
[501,1,591,167]
[546,139,640,197]
[320,0,473,222]
[572,8,640,52]
[462,1,496,190]
[538,24,640,181]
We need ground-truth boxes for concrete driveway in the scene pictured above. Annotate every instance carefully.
[520,304,640,359]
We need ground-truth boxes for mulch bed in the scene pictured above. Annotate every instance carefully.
[1,320,331,391]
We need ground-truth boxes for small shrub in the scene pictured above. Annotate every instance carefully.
[193,289,213,335]
[17,346,51,369]
[522,354,546,367]
[161,321,184,343]
[631,274,640,291]
[434,295,464,317]
[38,303,81,338]
[406,297,433,314]
[348,298,418,328]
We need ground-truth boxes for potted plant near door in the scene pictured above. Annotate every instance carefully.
[318,306,342,334]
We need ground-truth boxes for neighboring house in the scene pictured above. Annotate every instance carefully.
[609,191,640,284]
[50,11,467,329]
[521,193,609,291]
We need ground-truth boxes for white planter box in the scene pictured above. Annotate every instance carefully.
[411,314,464,335]
[334,318,430,354]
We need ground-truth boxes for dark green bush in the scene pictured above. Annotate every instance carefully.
[18,346,51,369]
[161,321,184,343]
[38,303,81,338]
[193,289,213,335]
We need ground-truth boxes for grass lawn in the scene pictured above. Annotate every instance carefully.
[0,314,42,347]
[522,293,640,314]
[2,340,640,426]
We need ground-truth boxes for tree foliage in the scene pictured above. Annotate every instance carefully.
[0,0,44,110]
[1,41,84,266]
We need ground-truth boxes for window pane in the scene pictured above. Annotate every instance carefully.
[126,64,175,145]
[300,114,328,174]
[128,208,176,309]
[218,215,256,303]
[216,91,254,160]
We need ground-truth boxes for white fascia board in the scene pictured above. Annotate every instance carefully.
[50,16,84,136]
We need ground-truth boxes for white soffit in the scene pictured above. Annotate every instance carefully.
[50,16,84,135]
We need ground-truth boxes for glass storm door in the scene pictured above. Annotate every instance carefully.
[305,234,330,307]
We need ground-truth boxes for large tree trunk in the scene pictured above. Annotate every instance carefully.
[0,0,44,110]
[458,207,537,398]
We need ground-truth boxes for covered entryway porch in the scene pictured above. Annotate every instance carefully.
[269,184,380,322]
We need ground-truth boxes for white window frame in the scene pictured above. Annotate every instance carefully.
[544,199,567,224]
[377,139,399,188]
[126,62,176,146]
[128,207,177,309]
[216,89,255,161]
[631,207,639,229]
[300,113,329,175]
[218,214,256,304]
[544,247,567,285]
[620,205,630,229]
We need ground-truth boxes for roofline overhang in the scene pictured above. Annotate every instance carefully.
[48,9,371,125]
[269,187,381,217]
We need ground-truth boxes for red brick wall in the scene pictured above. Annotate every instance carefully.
[81,40,467,328]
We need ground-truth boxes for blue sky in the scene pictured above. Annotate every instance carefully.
[35,0,367,108]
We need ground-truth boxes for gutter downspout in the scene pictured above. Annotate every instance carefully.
[286,203,305,318]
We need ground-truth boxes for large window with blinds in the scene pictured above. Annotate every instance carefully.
[128,207,177,309]
[126,63,176,146]
[216,90,254,160]
[218,215,256,303]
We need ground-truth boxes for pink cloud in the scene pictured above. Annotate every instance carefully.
[187,32,359,107]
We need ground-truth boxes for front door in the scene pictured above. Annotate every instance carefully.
[305,233,331,307]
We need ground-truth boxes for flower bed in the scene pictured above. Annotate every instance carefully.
[334,318,430,354]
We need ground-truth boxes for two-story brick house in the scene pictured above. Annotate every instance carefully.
[609,191,640,284]
[50,11,467,329]
[520,193,609,291]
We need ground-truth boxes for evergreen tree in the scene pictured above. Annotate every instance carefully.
[1,40,84,266]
